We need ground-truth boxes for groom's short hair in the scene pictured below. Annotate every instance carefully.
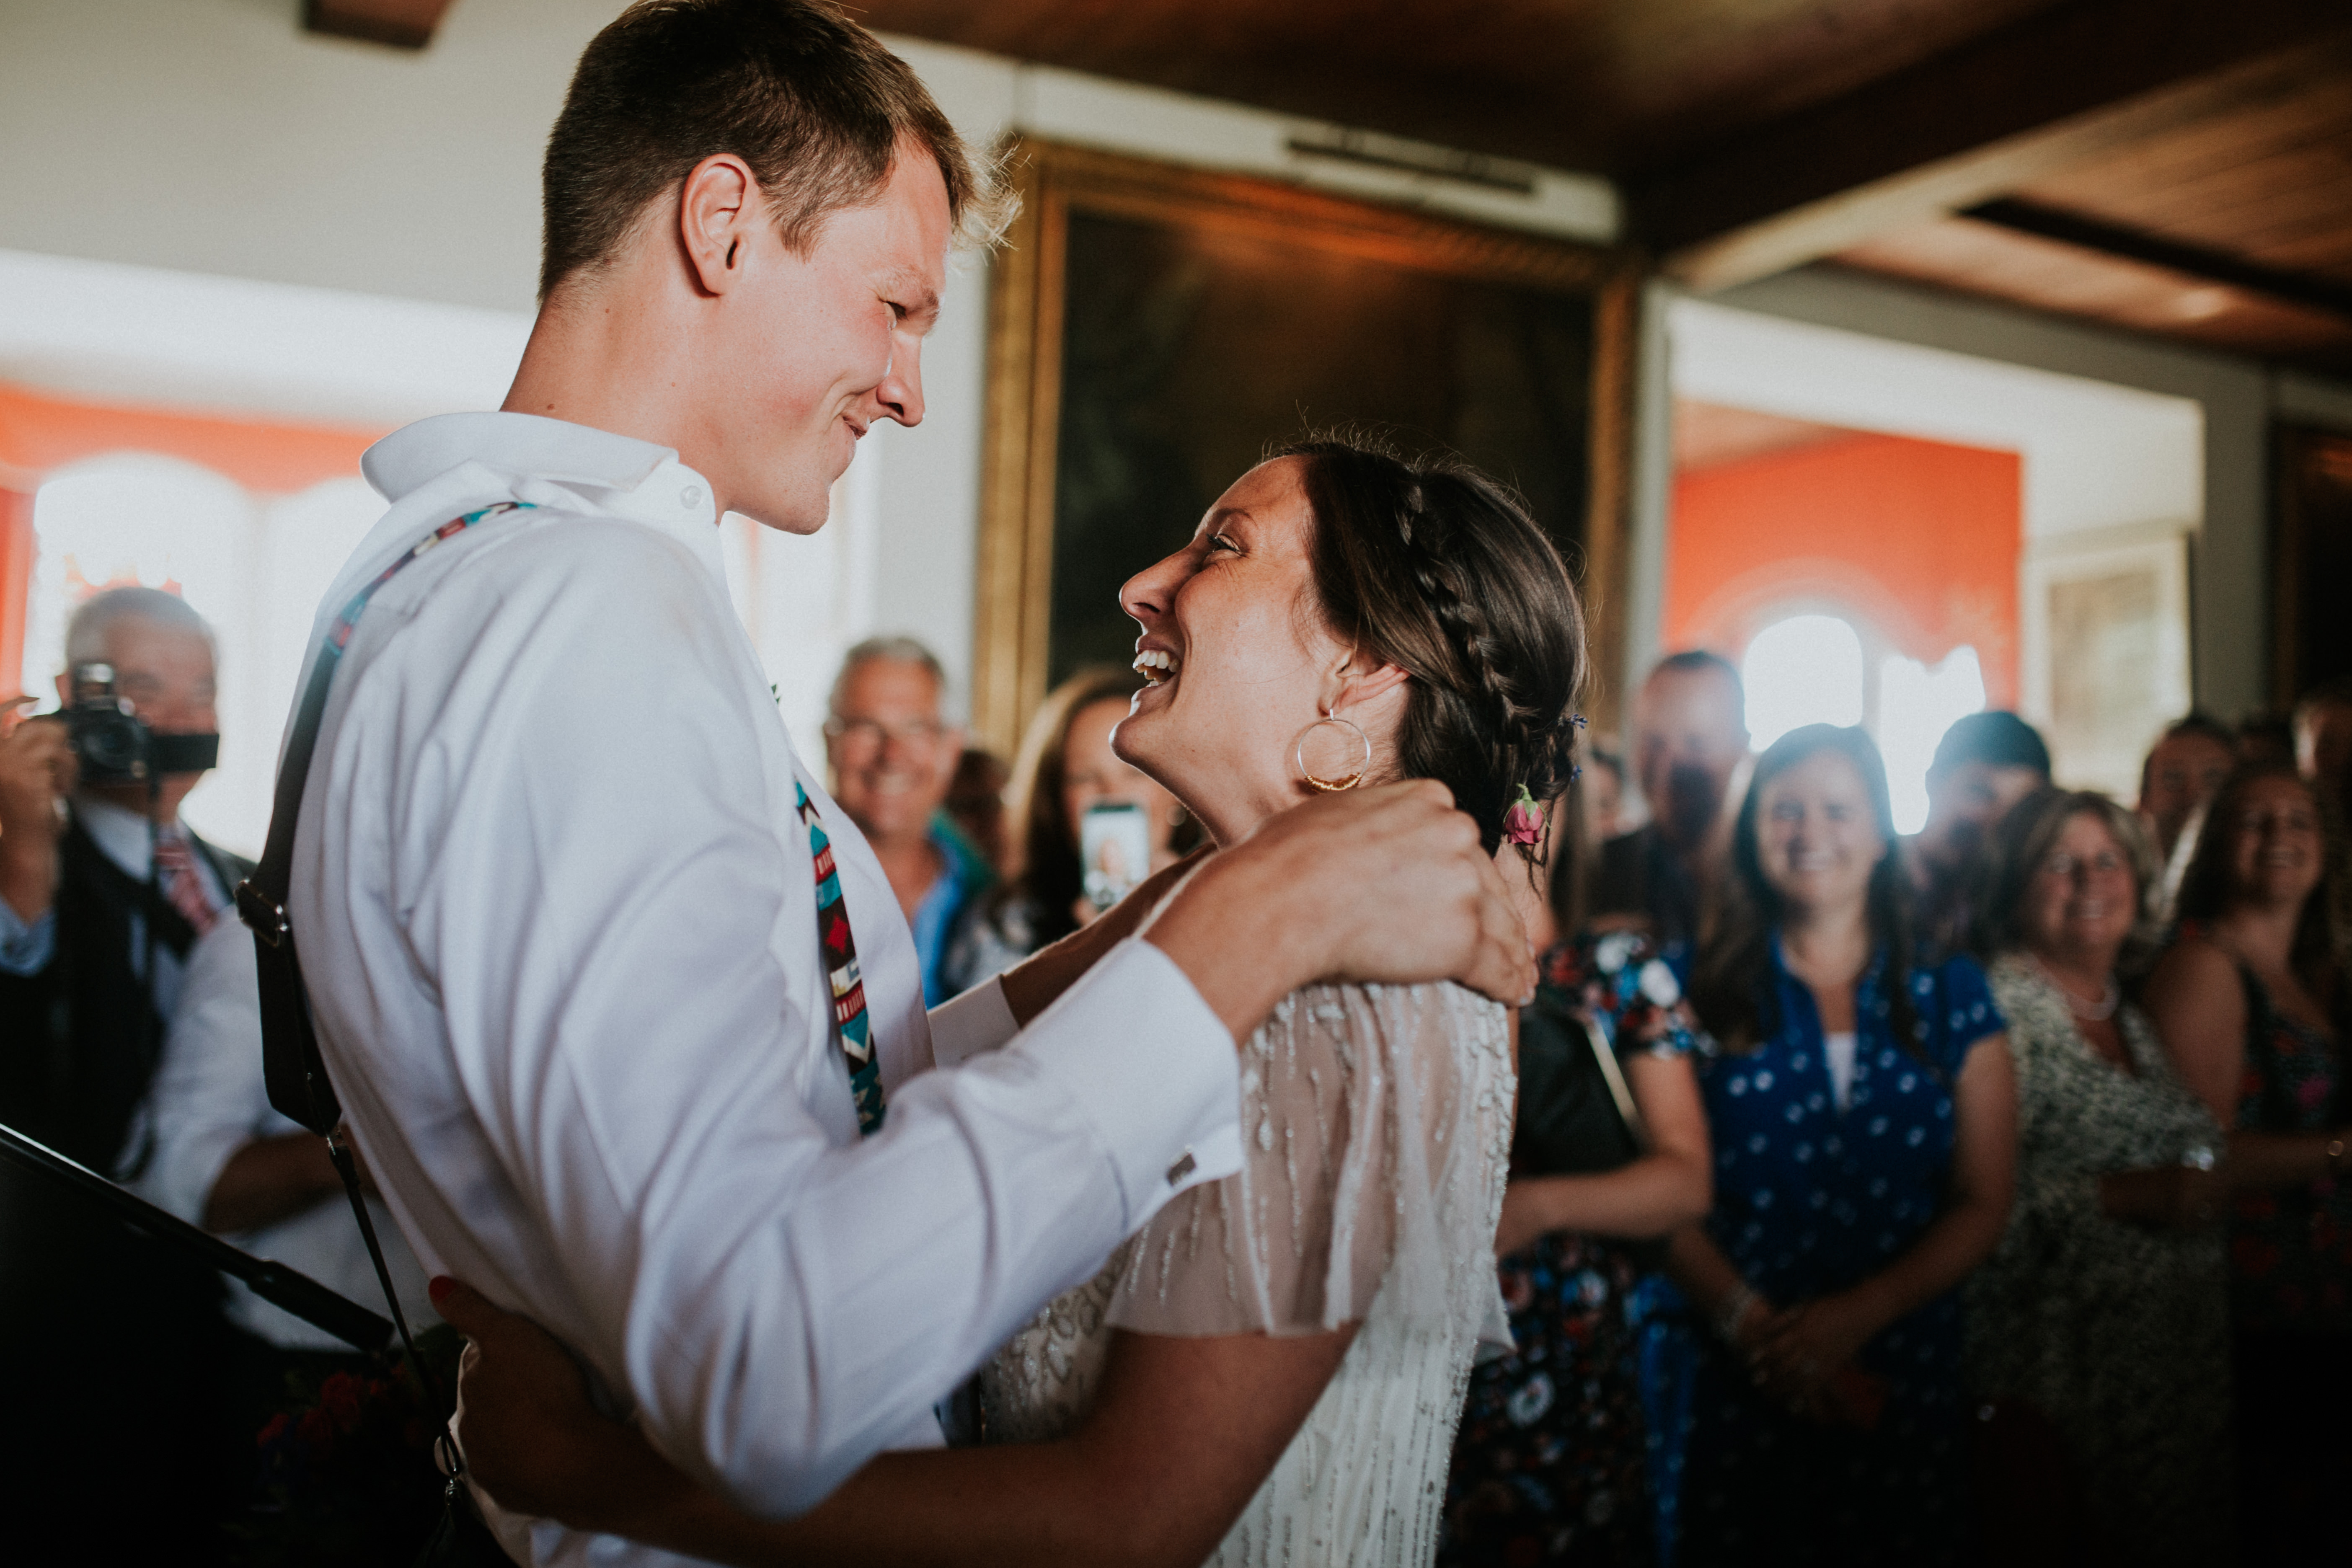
[540,0,981,300]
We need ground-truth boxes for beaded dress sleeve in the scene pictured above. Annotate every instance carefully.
[1108,979,1515,1339]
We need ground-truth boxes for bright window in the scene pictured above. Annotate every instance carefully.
[1737,608,1987,837]
[1880,646,1986,835]
[1742,613,1864,751]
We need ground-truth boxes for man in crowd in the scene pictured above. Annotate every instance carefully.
[1593,650,1750,960]
[823,637,993,1005]
[282,5,1529,1562]
[2138,713,2237,865]
[0,587,243,1167]
[0,587,251,1553]
[1905,710,2051,957]
[2294,675,2352,817]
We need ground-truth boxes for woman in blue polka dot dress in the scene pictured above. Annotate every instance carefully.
[1669,725,2017,1565]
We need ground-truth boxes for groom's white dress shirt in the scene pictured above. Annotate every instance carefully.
[289,412,1241,1566]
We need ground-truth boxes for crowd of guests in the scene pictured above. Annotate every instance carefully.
[9,580,2352,1565]
[1437,659,2352,1567]
[820,635,2352,1566]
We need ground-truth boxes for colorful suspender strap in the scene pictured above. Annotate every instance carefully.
[327,502,536,656]
[796,782,884,1136]
[238,498,539,1530]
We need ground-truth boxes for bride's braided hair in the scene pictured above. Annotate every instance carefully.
[1274,434,1585,859]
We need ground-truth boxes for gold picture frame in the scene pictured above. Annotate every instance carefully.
[972,137,1641,756]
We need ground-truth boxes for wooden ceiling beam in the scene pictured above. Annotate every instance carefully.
[303,0,456,52]
[1635,0,2352,291]
[1962,197,2352,321]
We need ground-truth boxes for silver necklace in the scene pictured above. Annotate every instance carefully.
[2033,956,2120,1022]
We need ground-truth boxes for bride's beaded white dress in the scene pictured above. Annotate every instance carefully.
[980,981,1516,1567]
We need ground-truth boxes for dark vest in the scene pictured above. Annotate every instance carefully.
[0,814,252,1173]
[0,818,256,1553]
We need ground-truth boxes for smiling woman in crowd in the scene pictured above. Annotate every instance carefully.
[2146,762,2352,1560]
[1964,787,2228,1564]
[1670,723,2016,1568]
[942,664,1193,993]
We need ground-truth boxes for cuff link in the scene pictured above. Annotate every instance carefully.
[1166,1148,1197,1186]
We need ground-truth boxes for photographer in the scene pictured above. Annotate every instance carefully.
[0,587,245,1167]
[0,586,251,1556]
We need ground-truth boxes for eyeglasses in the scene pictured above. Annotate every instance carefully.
[2040,850,2127,879]
[824,716,950,753]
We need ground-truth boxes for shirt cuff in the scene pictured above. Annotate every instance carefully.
[1011,938,1243,1232]
[0,902,55,976]
[927,977,1018,1068]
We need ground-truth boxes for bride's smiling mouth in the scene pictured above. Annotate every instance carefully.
[1134,647,1181,685]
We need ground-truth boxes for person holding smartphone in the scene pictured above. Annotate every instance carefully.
[944,666,1195,992]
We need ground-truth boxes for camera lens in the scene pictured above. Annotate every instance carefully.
[66,710,148,782]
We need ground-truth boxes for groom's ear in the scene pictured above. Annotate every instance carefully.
[679,153,759,297]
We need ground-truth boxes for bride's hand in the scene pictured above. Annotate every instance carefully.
[433,1277,696,1536]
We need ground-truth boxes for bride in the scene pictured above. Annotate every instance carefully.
[434,433,1587,1567]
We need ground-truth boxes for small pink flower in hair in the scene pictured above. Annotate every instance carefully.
[1504,785,1545,847]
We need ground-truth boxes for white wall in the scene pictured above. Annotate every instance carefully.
[0,0,610,314]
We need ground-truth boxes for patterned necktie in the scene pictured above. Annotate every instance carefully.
[796,782,883,1136]
[152,828,218,937]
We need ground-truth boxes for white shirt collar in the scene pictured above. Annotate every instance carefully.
[73,793,186,881]
[363,412,682,506]
[365,410,718,527]
[349,411,725,593]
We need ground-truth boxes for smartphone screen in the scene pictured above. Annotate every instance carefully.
[1080,801,1152,912]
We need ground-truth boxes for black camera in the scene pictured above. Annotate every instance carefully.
[62,663,219,787]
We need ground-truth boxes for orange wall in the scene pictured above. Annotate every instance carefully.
[0,488,31,699]
[0,382,382,494]
[0,381,386,695]
[1664,431,2022,707]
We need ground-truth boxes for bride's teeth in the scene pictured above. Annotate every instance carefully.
[1132,650,1180,683]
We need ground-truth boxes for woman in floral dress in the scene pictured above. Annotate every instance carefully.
[1440,922,1713,1568]
[1964,789,2229,1563]
[2147,762,2352,1560]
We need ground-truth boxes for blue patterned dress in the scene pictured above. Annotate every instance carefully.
[1679,944,2003,1567]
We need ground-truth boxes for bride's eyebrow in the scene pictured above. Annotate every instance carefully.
[1198,506,1251,536]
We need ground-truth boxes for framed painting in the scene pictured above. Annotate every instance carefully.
[2020,522,2194,801]
[972,139,1640,755]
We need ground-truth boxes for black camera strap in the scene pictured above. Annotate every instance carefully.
[237,500,536,1516]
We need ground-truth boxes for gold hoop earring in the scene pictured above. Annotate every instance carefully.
[1295,709,1371,792]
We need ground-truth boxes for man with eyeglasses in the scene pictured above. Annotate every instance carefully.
[823,637,994,1005]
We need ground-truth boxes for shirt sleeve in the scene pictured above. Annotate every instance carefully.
[1548,932,1705,1060]
[136,921,289,1225]
[0,899,55,976]
[1936,955,2007,1071]
[927,976,1019,1066]
[357,524,1240,1519]
[1109,982,1493,1339]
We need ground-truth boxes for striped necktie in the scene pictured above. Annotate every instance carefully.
[796,782,883,1136]
[152,827,219,937]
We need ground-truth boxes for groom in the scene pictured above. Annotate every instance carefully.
[289,3,1531,1563]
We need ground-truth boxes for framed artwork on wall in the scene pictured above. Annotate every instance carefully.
[972,138,1640,756]
[2020,522,2194,801]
